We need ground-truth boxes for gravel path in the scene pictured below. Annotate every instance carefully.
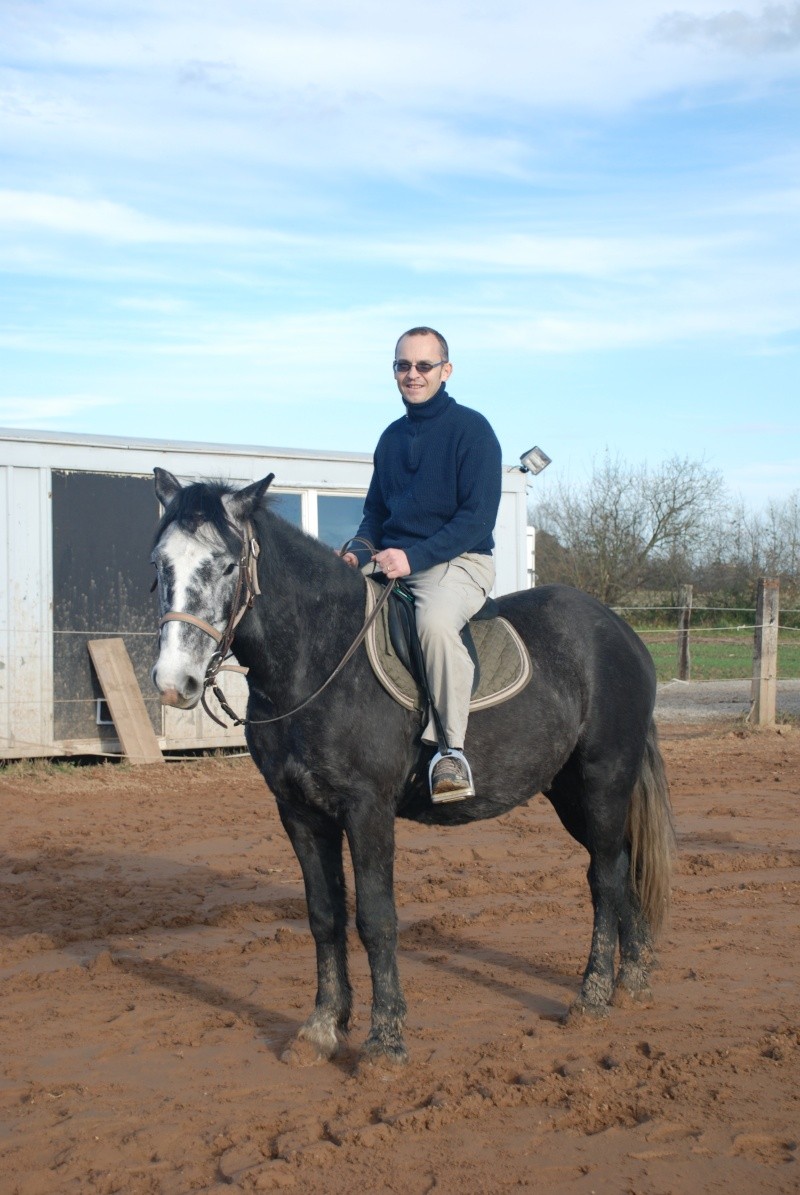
[656,677,800,722]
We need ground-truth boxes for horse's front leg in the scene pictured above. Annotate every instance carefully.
[345,802,408,1067]
[276,803,352,1065]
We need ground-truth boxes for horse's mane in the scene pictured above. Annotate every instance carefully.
[154,480,250,554]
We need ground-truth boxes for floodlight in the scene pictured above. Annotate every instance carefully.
[519,446,552,475]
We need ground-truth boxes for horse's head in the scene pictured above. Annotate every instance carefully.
[150,468,273,708]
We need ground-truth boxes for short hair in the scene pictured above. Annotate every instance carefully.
[395,326,449,361]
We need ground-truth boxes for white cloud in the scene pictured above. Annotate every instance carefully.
[655,3,800,54]
[0,396,114,426]
[4,1,800,155]
[0,189,760,280]
[349,231,745,277]
[0,190,302,246]
[1,1,797,220]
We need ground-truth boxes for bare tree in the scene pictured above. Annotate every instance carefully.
[531,453,722,604]
[695,490,800,603]
[764,491,800,580]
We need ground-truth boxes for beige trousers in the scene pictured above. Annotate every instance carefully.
[402,552,496,751]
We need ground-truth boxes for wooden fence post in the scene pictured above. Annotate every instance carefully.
[749,578,780,726]
[677,584,692,681]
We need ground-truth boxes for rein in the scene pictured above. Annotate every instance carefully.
[159,530,394,729]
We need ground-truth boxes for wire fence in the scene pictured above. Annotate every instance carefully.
[3,606,800,717]
[612,604,800,683]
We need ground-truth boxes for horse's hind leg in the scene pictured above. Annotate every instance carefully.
[613,889,654,1007]
[548,758,648,1020]
[579,844,654,1017]
[568,845,625,1018]
[276,803,352,1065]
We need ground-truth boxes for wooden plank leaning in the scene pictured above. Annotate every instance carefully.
[87,638,164,764]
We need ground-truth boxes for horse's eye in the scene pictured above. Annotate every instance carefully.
[224,562,236,576]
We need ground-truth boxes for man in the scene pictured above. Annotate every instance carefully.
[342,326,502,802]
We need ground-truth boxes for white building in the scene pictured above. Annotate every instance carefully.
[1,428,532,759]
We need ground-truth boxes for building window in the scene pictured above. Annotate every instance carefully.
[317,495,365,549]
[268,491,302,526]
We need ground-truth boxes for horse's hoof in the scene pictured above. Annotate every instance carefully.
[611,983,654,1009]
[357,1039,409,1074]
[613,960,654,1007]
[562,998,610,1026]
[281,1025,340,1067]
[281,1038,330,1066]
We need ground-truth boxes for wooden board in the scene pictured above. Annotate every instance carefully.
[87,638,164,765]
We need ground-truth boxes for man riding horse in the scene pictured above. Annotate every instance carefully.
[341,326,502,802]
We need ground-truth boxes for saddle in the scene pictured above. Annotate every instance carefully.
[364,577,532,714]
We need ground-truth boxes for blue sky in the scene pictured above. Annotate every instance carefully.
[2,0,799,506]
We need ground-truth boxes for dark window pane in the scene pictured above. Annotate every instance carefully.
[268,492,302,525]
[51,471,162,741]
[317,495,365,549]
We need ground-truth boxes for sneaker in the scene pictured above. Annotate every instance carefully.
[429,750,475,803]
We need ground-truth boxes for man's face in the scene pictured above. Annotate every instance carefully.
[394,333,453,405]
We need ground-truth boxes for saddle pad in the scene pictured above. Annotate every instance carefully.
[364,577,532,712]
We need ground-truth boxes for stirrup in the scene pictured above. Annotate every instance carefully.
[428,749,475,803]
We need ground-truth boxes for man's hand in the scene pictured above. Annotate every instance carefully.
[373,548,411,579]
[339,551,359,568]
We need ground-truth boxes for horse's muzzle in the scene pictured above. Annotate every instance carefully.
[152,663,203,709]
[159,686,192,708]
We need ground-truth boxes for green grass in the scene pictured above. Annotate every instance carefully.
[634,627,800,682]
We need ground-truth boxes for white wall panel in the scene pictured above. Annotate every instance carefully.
[1,466,52,755]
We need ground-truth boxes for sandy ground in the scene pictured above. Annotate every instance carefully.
[1,721,798,1194]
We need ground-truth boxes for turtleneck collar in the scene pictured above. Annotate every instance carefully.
[402,384,452,421]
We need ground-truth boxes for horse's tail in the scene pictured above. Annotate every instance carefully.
[627,720,675,936]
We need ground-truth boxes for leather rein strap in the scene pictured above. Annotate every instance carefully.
[158,531,394,729]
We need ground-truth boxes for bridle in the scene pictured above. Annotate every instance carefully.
[157,528,394,729]
[157,520,261,726]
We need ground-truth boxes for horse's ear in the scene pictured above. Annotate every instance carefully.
[154,468,182,507]
[227,474,275,522]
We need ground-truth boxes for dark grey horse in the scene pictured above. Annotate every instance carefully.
[150,470,674,1068]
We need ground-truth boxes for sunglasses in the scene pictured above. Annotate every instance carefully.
[392,359,447,375]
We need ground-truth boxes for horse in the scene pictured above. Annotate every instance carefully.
[150,469,674,1068]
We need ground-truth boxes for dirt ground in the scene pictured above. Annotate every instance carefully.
[1,722,798,1194]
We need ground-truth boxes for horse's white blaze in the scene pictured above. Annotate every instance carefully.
[151,523,236,707]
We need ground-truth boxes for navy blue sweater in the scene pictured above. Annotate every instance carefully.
[353,386,502,574]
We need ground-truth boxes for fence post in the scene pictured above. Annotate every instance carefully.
[749,578,780,726]
[677,584,692,681]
